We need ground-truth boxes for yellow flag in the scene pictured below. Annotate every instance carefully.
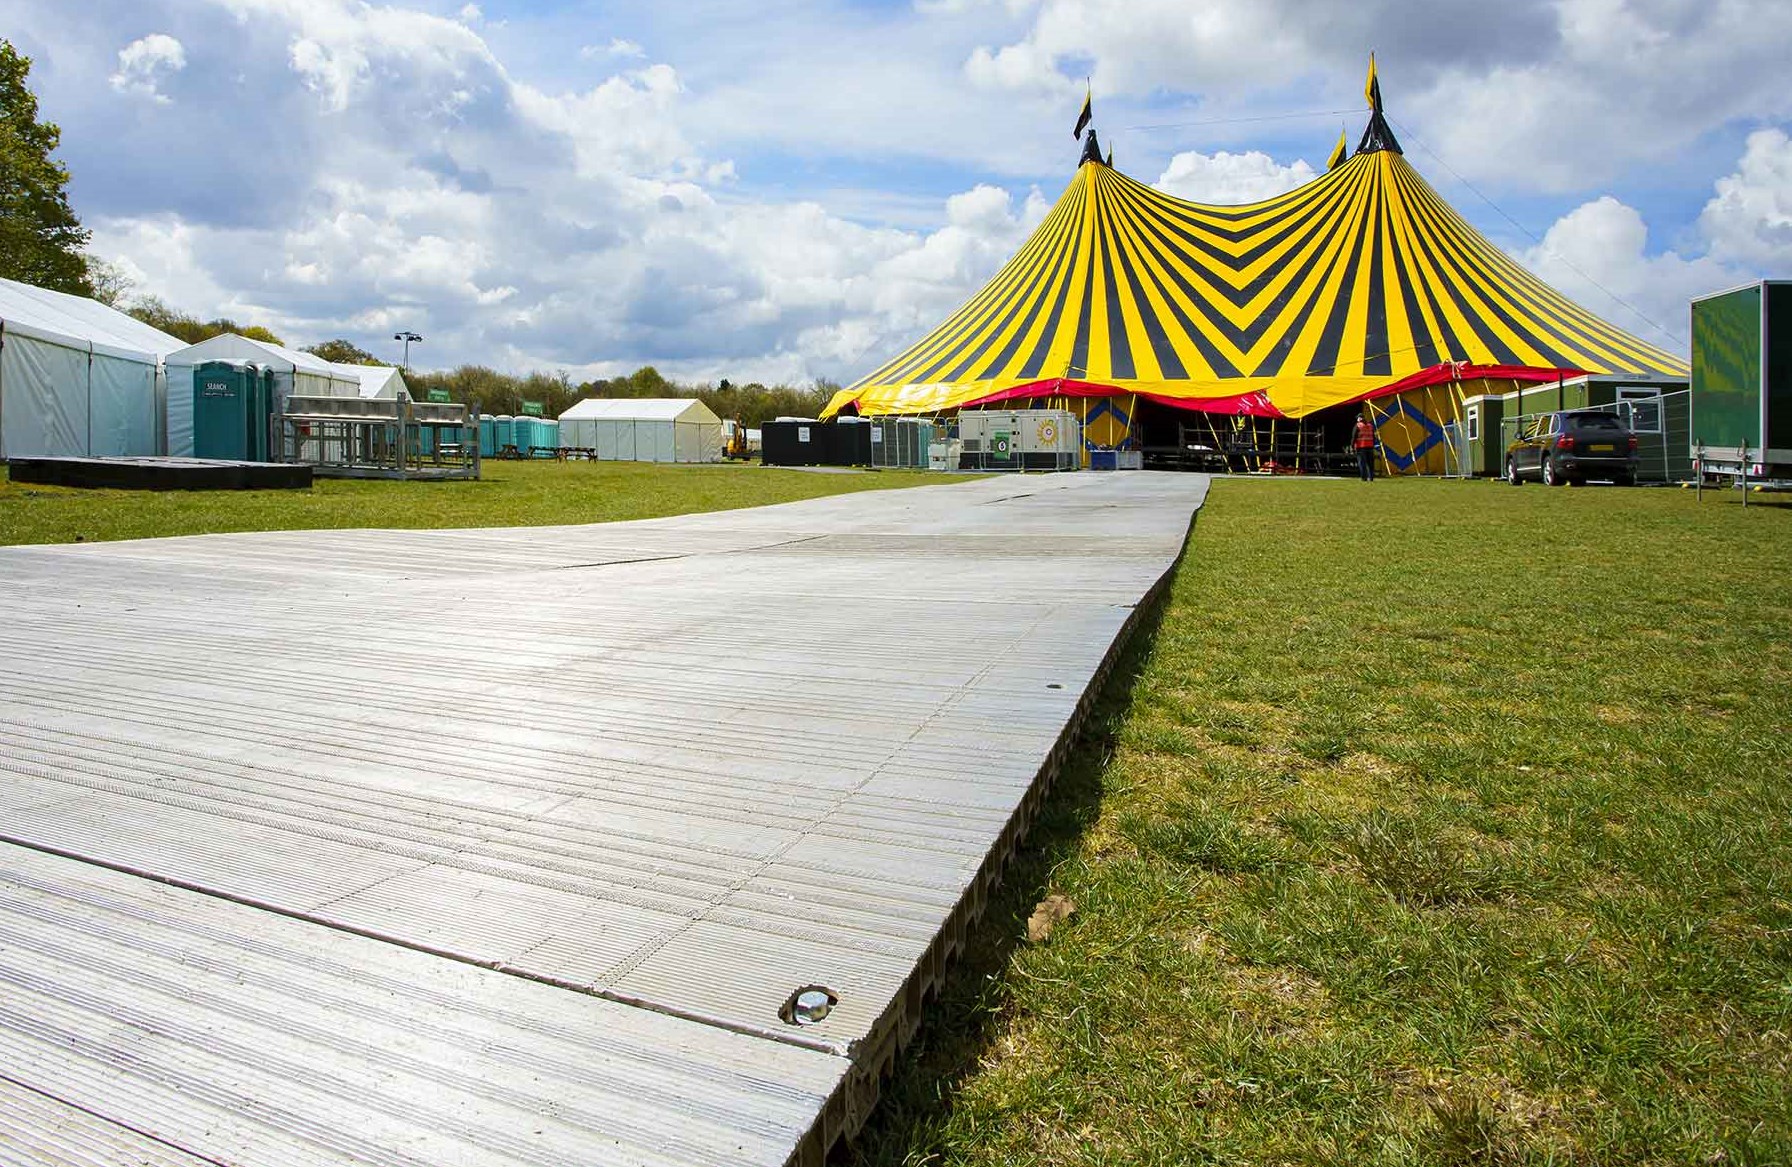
[1327,127,1348,171]
[1365,53,1382,112]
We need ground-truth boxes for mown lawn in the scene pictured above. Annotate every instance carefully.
[856,477,1792,1167]
[0,460,945,545]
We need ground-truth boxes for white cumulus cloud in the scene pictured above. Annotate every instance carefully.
[1154,149,1316,204]
[582,38,645,60]
[1521,131,1792,351]
[1697,128,1792,266]
[109,34,186,104]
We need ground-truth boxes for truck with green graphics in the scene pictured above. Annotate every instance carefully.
[1691,280,1792,482]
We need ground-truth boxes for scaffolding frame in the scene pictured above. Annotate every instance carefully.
[275,393,480,480]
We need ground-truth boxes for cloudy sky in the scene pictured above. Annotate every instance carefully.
[4,0,1789,383]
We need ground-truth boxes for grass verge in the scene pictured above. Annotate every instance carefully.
[854,477,1792,1166]
[0,460,950,545]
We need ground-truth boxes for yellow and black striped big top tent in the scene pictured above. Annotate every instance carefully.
[823,91,1686,421]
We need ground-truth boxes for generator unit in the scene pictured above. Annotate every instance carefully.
[957,409,1081,471]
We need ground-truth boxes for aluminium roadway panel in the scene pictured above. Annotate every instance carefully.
[0,470,1208,1164]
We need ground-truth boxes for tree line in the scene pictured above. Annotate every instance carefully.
[402,364,839,427]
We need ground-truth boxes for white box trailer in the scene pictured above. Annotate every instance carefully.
[956,409,1081,471]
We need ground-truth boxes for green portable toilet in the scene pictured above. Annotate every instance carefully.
[193,360,271,461]
[250,365,274,461]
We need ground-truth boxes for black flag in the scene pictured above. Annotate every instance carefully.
[1080,128,1103,167]
[1073,87,1092,139]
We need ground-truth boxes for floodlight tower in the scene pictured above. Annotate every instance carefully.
[394,330,422,367]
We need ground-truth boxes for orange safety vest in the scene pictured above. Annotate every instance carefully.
[1353,420,1376,450]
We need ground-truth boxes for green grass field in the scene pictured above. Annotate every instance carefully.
[855,478,1792,1166]
[0,460,942,546]
[5,463,1787,1162]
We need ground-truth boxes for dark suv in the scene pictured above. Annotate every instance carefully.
[1505,411,1638,486]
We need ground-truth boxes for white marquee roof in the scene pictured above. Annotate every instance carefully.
[336,363,408,399]
[558,397,720,423]
[0,277,186,362]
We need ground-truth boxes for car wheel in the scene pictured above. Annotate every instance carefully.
[1543,457,1564,486]
[1507,458,1523,486]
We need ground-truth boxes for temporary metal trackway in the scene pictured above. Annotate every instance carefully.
[0,471,1209,1165]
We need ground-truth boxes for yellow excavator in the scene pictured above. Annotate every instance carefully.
[724,417,750,460]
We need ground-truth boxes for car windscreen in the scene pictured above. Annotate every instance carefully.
[1566,414,1626,431]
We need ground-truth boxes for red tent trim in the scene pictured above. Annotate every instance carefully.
[1338,362,1587,407]
[961,379,1286,417]
[891,363,1588,420]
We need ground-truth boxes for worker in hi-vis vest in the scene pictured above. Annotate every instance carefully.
[1352,415,1378,482]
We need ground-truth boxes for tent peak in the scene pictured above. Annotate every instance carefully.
[1354,53,1402,156]
[1078,127,1105,169]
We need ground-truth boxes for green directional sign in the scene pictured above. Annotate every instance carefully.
[993,431,1012,457]
[521,401,546,417]
[426,388,451,404]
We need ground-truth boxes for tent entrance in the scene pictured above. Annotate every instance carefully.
[1135,398,1361,474]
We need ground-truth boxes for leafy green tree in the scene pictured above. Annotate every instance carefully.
[84,254,133,306]
[302,339,386,365]
[235,324,285,345]
[0,39,92,294]
[126,295,285,347]
[127,295,210,342]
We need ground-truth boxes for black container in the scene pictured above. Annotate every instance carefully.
[761,420,874,467]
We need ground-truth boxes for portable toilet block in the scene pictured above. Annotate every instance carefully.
[494,415,515,454]
[478,415,496,458]
[192,360,273,461]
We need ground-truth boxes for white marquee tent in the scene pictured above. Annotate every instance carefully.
[557,397,723,463]
[165,334,362,454]
[0,277,186,459]
[341,364,408,400]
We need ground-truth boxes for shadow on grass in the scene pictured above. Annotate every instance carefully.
[843,577,1177,1166]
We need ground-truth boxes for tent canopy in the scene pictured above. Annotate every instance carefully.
[339,363,408,400]
[559,397,720,424]
[0,277,185,362]
[167,333,360,394]
[825,98,1686,420]
[0,278,184,458]
[558,397,722,463]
